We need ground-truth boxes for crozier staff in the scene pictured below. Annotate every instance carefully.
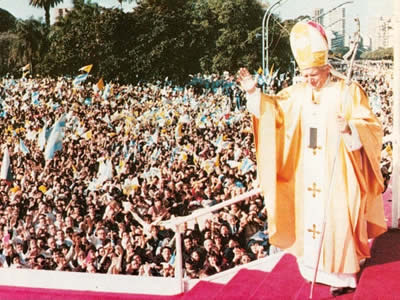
[238,21,387,296]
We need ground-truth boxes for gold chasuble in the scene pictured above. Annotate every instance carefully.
[252,74,387,286]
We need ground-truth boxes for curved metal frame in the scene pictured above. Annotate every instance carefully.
[262,0,285,80]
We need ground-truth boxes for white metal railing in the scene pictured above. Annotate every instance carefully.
[0,188,263,295]
[159,187,262,293]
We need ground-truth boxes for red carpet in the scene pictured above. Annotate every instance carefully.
[354,228,400,300]
[248,254,354,300]
[248,254,306,299]
[0,285,182,300]
[215,269,268,300]
[383,182,393,226]
[187,254,355,300]
[180,281,223,300]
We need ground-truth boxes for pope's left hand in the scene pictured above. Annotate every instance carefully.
[337,114,351,134]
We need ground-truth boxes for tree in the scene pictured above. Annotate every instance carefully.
[0,9,18,76]
[193,0,292,76]
[44,2,102,76]
[29,0,64,27]
[44,2,137,82]
[360,47,393,60]
[131,0,203,83]
[206,0,264,74]
[2,0,293,84]
[0,8,17,33]
[9,18,47,74]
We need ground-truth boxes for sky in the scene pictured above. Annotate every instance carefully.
[277,0,394,36]
[0,0,394,35]
[0,0,136,21]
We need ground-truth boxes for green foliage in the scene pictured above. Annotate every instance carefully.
[0,32,17,75]
[0,8,17,33]
[1,0,294,84]
[330,46,350,59]
[29,0,65,27]
[130,0,202,83]
[45,3,102,76]
[5,18,48,76]
[360,47,393,60]
[0,9,17,75]
[207,0,263,73]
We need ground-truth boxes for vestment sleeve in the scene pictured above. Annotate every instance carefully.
[246,89,261,118]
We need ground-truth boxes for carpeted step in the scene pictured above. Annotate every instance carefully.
[214,269,269,300]
[248,254,305,299]
[180,281,224,300]
[247,253,356,300]
[0,285,182,300]
[294,282,355,300]
[353,229,400,299]
[354,261,400,300]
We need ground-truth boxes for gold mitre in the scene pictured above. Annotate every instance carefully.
[290,21,329,70]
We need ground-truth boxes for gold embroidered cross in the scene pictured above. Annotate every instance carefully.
[307,182,321,198]
[309,145,322,155]
[307,224,321,239]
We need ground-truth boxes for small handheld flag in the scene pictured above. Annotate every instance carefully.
[73,73,88,86]
[21,64,30,71]
[79,64,93,73]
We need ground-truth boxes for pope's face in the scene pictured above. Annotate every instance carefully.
[301,65,330,90]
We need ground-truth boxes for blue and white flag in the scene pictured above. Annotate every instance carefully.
[38,124,47,151]
[369,94,382,114]
[72,73,88,86]
[147,130,159,146]
[103,83,111,100]
[170,147,179,163]
[240,157,255,174]
[19,138,30,155]
[31,91,40,106]
[272,68,280,80]
[226,160,240,169]
[0,146,13,184]
[151,148,161,161]
[44,115,66,160]
[84,98,92,106]
[97,159,113,182]
[51,102,60,110]
[256,73,268,87]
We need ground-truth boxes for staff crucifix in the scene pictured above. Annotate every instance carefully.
[309,18,361,300]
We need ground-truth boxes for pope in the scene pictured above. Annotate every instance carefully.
[238,21,387,296]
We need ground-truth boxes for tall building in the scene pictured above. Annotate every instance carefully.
[327,8,346,49]
[51,6,73,24]
[313,8,324,26]
[368,16,394,50]
[327,7,345,35]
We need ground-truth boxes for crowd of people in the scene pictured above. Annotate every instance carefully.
[0,61,393,278]
[354,62,393,191]
[0,72,268,277]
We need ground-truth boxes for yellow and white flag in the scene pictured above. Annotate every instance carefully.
[82,130,92,140]
[96,77,104,90]
[79,64,93,73]
[22,64,30,71]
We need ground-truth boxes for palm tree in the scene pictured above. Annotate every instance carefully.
[9,18,47,73]
[29,0,64,27]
